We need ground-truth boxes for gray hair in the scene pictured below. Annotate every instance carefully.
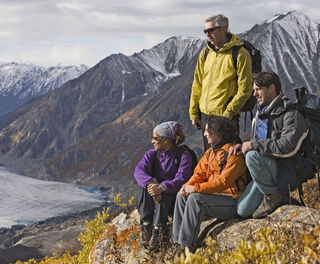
[205,14,229,28]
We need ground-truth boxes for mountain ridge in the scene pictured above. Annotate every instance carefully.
[240,10,319,97]
[0,62,89,117]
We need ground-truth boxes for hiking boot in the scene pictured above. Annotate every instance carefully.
[289,196,301,206]
[172,244,186,256]
[164,244,186,262]
[163,221,173,246]
[140,223,152,245]
[252,193,289,219]
[148,226,164,252]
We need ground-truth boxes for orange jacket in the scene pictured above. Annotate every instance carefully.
[183,143,247,198]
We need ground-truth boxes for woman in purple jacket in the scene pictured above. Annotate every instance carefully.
[134,121,193,251]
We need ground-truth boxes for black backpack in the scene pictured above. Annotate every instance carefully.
[152,145,198,177]
[218,149,251,193]
[204,40,262,112]
[293,87,320,205]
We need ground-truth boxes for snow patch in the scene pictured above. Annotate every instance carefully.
[266,14,281,23]
[121,84,125,102]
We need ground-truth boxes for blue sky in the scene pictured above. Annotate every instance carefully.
[0,0,319,67]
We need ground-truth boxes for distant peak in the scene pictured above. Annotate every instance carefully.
[265,14,282,23]
[263,10,310,25]
[171,35,201,41]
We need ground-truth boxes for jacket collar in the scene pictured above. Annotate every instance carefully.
[264,93,292,116]
[159,145,177,155]
[206,32,243,53]
[211,142,224,153]
[211,142,232,154]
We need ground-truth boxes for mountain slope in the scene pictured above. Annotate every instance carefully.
[0,63,89,116]
[45,56,200,198]
[0,36,204,167]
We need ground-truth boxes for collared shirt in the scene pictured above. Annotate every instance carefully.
[255,104,268,139]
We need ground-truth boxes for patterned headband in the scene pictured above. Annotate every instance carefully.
[153,121,184,141]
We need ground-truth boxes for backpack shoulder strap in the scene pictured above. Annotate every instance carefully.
[151,150,160,178]
[218,148,249,191]
[219,150,229,174]
[232,45,242,71]
[174,145,187,167]
[204,47,210,61]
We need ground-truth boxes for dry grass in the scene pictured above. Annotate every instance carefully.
[292,177,320,210]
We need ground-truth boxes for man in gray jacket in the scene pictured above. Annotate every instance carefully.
[230,71,309,218]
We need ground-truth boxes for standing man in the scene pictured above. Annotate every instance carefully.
[189,14,253,150]
[231,71,310,218]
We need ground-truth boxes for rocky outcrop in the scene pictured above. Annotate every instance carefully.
[201,205,320,251]
[89,205,320,264]
[89,210,146,264]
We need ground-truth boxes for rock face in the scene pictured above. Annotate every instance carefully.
[89,210,146,264]
[202,205,320,251]
[89,205,320,264]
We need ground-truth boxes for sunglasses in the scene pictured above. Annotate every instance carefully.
[203,26,221,34]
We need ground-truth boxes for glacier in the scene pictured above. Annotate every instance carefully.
[0,167,104,228]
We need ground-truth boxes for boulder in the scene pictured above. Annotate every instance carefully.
[89,205,320,264]
[201,205,320,251]
[89,210,149,264]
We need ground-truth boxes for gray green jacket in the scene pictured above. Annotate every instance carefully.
[250,94,309,194]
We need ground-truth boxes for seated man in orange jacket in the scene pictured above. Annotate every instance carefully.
[172,115,248,252]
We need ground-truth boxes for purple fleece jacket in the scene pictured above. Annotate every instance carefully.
[134,145,193,193]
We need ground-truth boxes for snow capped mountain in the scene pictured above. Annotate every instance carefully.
[0,62,89,116]
[134,35,204,79]
[240,10,320,97]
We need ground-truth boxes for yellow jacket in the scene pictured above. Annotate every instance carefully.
[189,33,252,120]
[183,143,247,198]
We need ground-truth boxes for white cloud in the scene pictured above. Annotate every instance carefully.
[0,0,319,66]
